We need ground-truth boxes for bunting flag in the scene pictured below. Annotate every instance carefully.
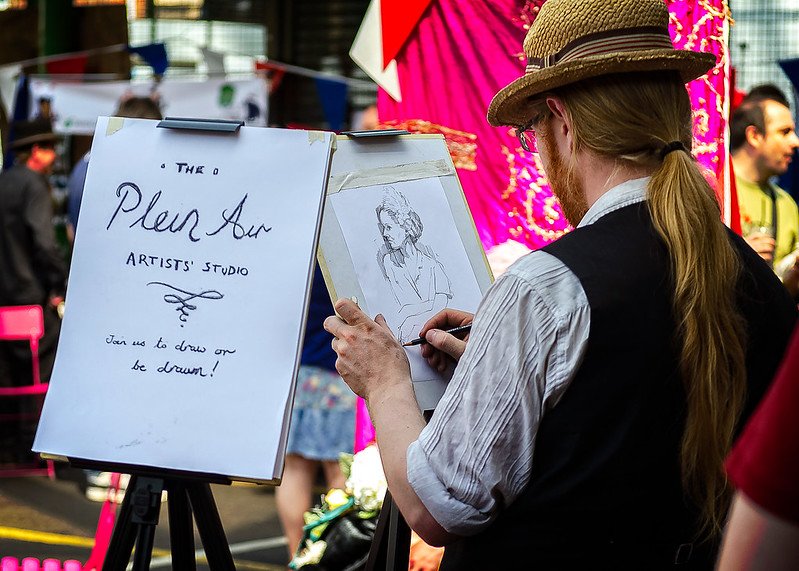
[200,47,226,75]
[0,64,21,118]
[45,54,88,75]
[380,0,433,68]
[350,0,402,101]
[3,73,31,169]
[127,42,169,76]
[255,60,285,94]
[314,77,349,131]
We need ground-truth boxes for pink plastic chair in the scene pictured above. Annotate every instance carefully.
[0,305,54,478]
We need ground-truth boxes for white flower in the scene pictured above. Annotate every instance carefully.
[291,539,327,568]
[345,445,387,512]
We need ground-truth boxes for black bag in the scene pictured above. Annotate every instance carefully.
[300,512,378,571]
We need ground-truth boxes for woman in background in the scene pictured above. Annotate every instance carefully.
[276,265,356,558]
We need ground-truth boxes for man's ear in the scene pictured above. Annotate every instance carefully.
[545,96,572,149]
[745,124,764,148]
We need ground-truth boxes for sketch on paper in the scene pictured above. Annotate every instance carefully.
[329,176,484,379]
[375,186,453,341]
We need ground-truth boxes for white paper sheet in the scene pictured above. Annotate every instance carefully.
[33,118,333,482]
[330,178,483,384]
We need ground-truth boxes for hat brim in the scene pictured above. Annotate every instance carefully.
[487,49,716,127]
[10,132,59,150]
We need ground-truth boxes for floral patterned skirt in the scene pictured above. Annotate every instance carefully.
[287,365,356,461]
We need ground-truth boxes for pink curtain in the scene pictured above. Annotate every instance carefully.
[667,0,732,227]
[377,0,730,250]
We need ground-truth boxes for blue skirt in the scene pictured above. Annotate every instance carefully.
[287,365,356,461]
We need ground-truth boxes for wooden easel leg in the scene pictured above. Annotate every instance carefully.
[187,482,236,570]
[167,480,197,570]
[102,475,139,571]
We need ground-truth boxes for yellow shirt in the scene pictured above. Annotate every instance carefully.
[736,175,799,265]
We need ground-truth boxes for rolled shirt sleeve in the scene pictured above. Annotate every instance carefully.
[406,251,590,536]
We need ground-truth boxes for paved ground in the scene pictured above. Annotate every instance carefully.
[0,464,292,570]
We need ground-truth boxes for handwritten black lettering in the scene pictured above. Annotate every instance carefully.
[126,252,192,272]
[201,262,249,276]
[154,337,167,349]
[206,194,271,240]
[107,182,142,230]
[131,359,147,371]
[107,183,269,243]
[129,191,202,242]
[157,360,209,377]
[214,347,236,356]
[106,334,126,345]
[174,339,207,353]
[132,340,146,347]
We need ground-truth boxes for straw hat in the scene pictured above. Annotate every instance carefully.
[10,118,59,150]
[487,0,716,127]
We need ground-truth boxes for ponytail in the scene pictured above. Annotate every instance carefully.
[556,71,747,537]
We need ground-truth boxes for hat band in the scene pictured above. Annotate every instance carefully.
[525,26,675,74]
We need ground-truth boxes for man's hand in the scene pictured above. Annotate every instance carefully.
[324,298,411,399]
[745,231,776,263]
[781,257,799,300]
[418,309,474,373]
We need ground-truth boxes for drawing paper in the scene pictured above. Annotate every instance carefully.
[330,178,484,384]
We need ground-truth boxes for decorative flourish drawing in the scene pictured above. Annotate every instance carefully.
[148,281,224,326]
[375,186,453,341]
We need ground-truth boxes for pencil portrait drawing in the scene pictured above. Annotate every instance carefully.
[375,186,453,341]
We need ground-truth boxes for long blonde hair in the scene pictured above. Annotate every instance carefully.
[552,71,747,537]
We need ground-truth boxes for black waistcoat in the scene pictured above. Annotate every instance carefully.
[440,202,796,570]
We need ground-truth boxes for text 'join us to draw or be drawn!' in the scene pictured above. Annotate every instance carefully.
[105,180,272,243]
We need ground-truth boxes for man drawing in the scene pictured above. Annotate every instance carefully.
[324,0,797,568]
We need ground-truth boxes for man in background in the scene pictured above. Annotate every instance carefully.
[730,85,799,297]
[0,118,67,386]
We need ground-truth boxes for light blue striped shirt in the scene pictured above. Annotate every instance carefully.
[406,177,650,535]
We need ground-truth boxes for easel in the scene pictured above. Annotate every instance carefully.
[102,474,235,571]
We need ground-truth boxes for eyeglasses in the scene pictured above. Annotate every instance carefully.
[516,123,537,153]
[515,105,550,153]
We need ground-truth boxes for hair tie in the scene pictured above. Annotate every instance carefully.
[659,141,687,160]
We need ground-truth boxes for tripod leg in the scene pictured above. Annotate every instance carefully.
[365,491,410,571]
[131,522,156,571]
[102,475,139,571]
[129,477,164,571]
[167,480,197,571]
[385,496,411,571]
[186,482,235,570]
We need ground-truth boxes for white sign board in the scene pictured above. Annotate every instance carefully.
[29,77,268,135]
[34,118,334,482]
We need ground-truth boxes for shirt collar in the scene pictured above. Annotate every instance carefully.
[577,176,650,228]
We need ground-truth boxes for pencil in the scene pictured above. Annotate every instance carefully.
[402,324,472,347]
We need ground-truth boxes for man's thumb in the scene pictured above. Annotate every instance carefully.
[425,329,466,359]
